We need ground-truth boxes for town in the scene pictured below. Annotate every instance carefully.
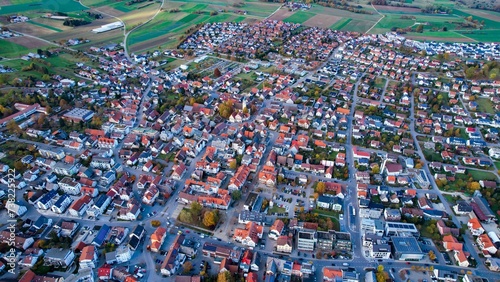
[0,4,499,282]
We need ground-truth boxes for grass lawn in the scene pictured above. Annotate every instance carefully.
[312,208,341,218]
[468,170,498,181]
[0,39,30,58]
[0,0,87,15]
[443,194,459,206]
[283,11,316,24]
[475,98,496,114]
[494,162,500,170]
[374,77,387,88]
[330,18,351,30]
[268,206,286,214]
[423,148,443,162]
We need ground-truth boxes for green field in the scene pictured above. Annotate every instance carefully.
[128,12,201,45]
[494,162,500,170]
[27,20,63,32]
[456,30,500,42]
[0,39,29,57]
[330,18,351,30]
[476,97,496,114]
[283,11,316,24]
[0,0,87,15]
[468,170,498,181]
[180,3,208,13]
[342,19,376,33]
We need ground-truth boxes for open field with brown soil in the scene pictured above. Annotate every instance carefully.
[462,9,500,22]
[267,7,294,21]
[8,22,57,36]
[303,14,342,28]
[130,35,177,52]
[4,36,51,48]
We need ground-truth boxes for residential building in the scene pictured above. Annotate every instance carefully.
[233,222,264,247]
[150,227,167,252]
[297,229,316,251]
[79,246,97,269]
[44,248,75,267]
[275,236,292,253]
[58,177,82,195]
[269,219,285,240]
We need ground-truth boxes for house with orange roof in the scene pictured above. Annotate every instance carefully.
[314,140,327,148]
[443,235,463,252]
[477,234,498,255]
[467,218,484,236]
[150,227,167,252]
[258,165,277,187]
[228,165,251,192]
[142,186,159,205]
[323,267,343,282]
[269,219,285,240]
[98,137,118,149]
[80,245,97,269]
[455,249,469,267]
[233,222,263,247]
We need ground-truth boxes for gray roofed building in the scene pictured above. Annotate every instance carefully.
[238,210,267,225]
[391,236,424,261]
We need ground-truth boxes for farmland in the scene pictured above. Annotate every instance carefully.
[0,0,87,15]
[283,11,315,24]
[0,39,29,57]
[127,0,281,52]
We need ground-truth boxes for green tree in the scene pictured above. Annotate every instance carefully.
[232,190,242,201]
[179,210,193,223]
[190,202,202,216]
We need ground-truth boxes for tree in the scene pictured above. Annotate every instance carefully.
[203,211,218,227]
[6,120,21,135]
[428,250,436,261]
[377,265,384,273]
[179,210,193,223]
[190,202,202,216]
[372,164,380,174]
[415,24,424,33]
[229,159,237,170]
[316,181,326,195]
[214,68,222,78]
[151,220,161,227]
[232,190,242,201]
[218,100,234,119]
[218,271,233,282]
[183,261,193,273]
[469,181,481,190]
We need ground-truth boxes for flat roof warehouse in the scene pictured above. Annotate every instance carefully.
[92,22,124,33]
